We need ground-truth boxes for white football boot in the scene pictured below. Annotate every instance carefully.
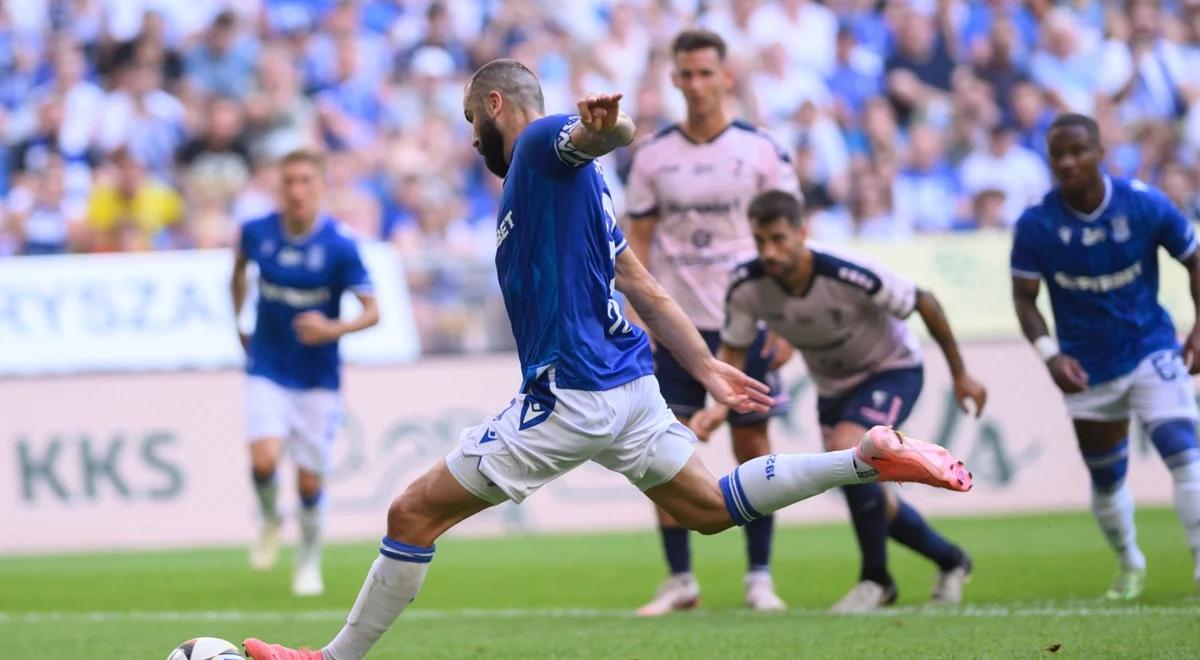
[291,542,324,597]
[930,553,973,605]
[636,574,700,616]
[249,518,281,572]
[829,580,898,614]
[744,572,787,611]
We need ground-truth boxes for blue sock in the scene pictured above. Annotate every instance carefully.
[842,483,892,586]
[888,500,963,571]
[300,489,323,509]
[744,514,774,573]
[659,526,691,575]
[1083,440,1130,491]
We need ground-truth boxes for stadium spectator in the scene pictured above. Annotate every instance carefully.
[894,123,963,233]
[97,57,187,180]
[83,148,183,252]
[885,8,956,127]
[185,10,259,100]
[959,123,1051,227]
[6,154,85,255]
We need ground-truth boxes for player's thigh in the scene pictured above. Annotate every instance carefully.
[245,376,289,470]
[446,378,614,506]
[1064,373,1133,425]
[389,459,496,547]
[1129,350,1199,427]
[1072,419,1131,454]
[287,387,343,476]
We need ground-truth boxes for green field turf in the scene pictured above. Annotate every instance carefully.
[4,509,1199,659]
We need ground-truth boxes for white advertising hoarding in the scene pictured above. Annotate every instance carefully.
[0,244,420,374]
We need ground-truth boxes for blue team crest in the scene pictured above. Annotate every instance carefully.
[1111,216,1131,243]
[1058,227,1072,245]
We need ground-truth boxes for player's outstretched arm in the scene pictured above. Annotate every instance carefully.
[1180,251,1200,374]
[1012,276,1088,393]
[689,344,750,441]
[914,288,987,416]
[615,248,772,414]
[570,93,636,159]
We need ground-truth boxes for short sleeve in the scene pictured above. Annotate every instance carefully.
[721,274,760,349]
[625,146,658,219]
[341,239,373,293]
[1010,214,1043,280]
[518,114,594,178]
[761,132,800,194]
[1150,187,1198,261]
[865,260,918,319]
[611,219,629,255]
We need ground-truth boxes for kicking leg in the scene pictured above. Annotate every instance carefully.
[730,421,784,611]
[1075,418,1146,599]
[248,437,283,571]
[245,461,494,660]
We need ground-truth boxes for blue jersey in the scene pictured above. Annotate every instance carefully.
[1010,177,1197,384]
[240,213,372,390]
[497,114,654,392]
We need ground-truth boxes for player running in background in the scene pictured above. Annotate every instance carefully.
[231,149,380,597]
[244,60,972,660]
[692,189,985,613]
[1010,114,1200,599]
[624,29,798,615]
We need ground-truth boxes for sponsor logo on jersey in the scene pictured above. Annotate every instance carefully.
[259,280,332,307]
[1081,227,1106,246]
[496,210,515,246]
[1053,261,1143,292]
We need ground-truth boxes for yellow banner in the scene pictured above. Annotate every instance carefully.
[847,232,1197,340]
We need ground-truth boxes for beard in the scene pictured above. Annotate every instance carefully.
[479,117,509,178]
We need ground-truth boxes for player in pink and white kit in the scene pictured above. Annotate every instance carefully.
[624,30,799,614]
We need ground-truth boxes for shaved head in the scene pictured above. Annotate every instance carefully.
[466,58,544,114]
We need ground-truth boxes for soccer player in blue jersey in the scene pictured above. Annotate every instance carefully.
[232,149,380,597]
[1011,114,1200,599]
[244,60,971,660]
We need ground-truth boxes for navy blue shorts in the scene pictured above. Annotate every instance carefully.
[817,366,924,431]
[654,329,790,427]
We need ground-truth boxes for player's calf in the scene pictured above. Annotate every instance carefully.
[1149,419,1200,568]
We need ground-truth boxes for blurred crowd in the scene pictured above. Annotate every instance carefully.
[3,0,1200,350]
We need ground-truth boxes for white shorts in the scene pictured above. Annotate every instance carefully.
[445,373,696,505]
[245,375,343,474]
[1065,350,1199,426]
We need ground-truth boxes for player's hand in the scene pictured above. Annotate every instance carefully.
[1047,354,1089,394]
[1182,326,1200,375]
[689,405,729,442]
[698,357,775,415]
[953,373,988,417]
[238,331,250,354]
[577,93,623,132]
[293,311,343,346]
[762,331,793,371]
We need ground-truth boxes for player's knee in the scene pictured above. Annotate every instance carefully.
[731,424,771,463]
[1082,440,1130,493]
[250,458,277,481]
[386,490,438,546]
[297,473,322,502]
[1149,420,1200,464]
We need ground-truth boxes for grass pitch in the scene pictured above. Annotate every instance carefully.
[4,509,1198,659]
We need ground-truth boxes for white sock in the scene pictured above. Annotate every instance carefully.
[1169,459,1200,553]
[254,474,279,523]
[324,540,434,660]
[721,450,872,523]
[1092,481,1145,571]
[298,499,324,562]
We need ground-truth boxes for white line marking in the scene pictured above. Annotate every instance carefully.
[1,602,1197,624]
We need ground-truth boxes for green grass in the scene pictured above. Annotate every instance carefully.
[4,510,1199,659]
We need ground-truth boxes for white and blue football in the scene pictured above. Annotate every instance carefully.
[167,637,245,660]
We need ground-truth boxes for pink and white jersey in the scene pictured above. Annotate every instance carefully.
[722,245,924,398]
[625,121,799,331]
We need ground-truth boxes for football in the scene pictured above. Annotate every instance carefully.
[167,637,245,660]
